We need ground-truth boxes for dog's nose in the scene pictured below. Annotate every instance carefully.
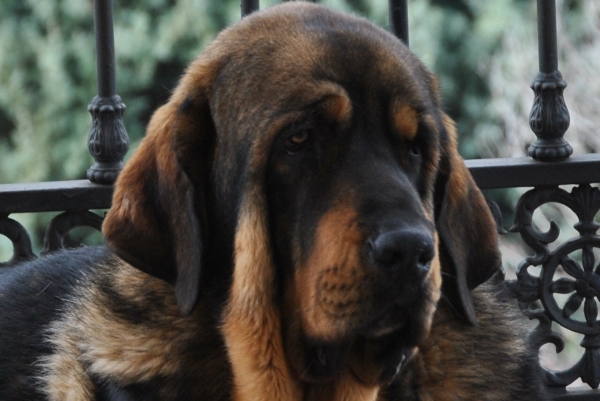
[368,228,435,277]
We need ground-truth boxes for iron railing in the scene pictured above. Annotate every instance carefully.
[1,1,600,399]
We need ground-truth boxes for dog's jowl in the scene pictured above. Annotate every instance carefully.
[0,2,546,401]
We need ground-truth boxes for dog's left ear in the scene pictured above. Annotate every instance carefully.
[434,114,502,325]
[103,67,217,316]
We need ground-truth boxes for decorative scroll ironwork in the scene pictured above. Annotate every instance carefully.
[0,211,104,266]
[509,184,600,389]
[41,211,104,254]
[0,214,36,267]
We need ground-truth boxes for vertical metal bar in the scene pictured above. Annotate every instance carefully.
[537,0,558,73]
[87,0,129,184]
[389,0,409,46]
[94,0,116,98]
[241,0,259,17]
[527,0,572,162]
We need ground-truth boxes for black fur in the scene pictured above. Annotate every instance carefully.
[0,248,111,400]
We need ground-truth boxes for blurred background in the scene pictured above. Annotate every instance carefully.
[0,0,599,378]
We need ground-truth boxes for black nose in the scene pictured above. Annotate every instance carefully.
[368,228,435,277]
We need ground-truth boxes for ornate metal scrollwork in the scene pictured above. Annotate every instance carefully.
[0,214,36,267]
[0,211,104,265]
[42,211,104,254]
[509,184,600,389]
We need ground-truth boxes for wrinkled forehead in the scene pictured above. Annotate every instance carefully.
[208,3,438,119]
[205,2,442,187]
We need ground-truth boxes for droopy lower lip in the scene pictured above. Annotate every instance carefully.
[346,328,413,385]
[360,303,408,338]
[347,352,407,385]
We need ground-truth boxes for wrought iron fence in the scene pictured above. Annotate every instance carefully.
[1,0,600,399]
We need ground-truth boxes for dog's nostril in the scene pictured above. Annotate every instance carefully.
[369,229,434,275]
[370,240,396,266]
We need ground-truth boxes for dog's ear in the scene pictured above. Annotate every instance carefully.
[103,73,216,316]
[434,114,501,325]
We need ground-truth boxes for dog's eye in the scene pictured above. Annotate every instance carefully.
[284,129,312,155]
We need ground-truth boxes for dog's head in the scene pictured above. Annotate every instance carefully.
[103,2,500,388]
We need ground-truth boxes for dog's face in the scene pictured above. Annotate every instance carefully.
[103,2,501,390]
[253,12,444,383]
[267,89,441,383]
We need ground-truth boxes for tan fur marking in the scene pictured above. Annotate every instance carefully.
[441,114,470,201]
[42,352,95,401]
[428,233,442,295]
[394,104,419,140]
[322,94,352,124]
[422,233,442,338]
[418,113,441,211]
[223,193,302,400]
[297,205,367,341]
[40,261,212,398]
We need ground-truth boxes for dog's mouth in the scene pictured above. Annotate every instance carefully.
[305,327,414,386]
[347,325,416,385]
[360,300,411,338]
[303,301,427,385]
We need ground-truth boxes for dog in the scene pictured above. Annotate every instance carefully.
[0,2,546,400]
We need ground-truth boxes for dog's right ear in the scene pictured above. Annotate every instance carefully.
[433,114,502,325]
[103,63,217,316]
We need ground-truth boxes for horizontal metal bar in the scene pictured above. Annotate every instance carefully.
[1,154,600,215]
[466,154,600,189]
[548,387,600,401]
[0,180,113,214]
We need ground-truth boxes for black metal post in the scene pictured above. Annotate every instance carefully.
[527,0,571,162]
[538,0,558,73]
[241,0,259,17]
[389,0,409,46]
[87,0,129,185]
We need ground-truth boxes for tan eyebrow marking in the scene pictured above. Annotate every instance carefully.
[393,104,419,140]
[321,94,352,124]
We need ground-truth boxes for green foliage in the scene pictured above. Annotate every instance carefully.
[0,0,528,186]
[0,0,232,187]
[407,0,526,158]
